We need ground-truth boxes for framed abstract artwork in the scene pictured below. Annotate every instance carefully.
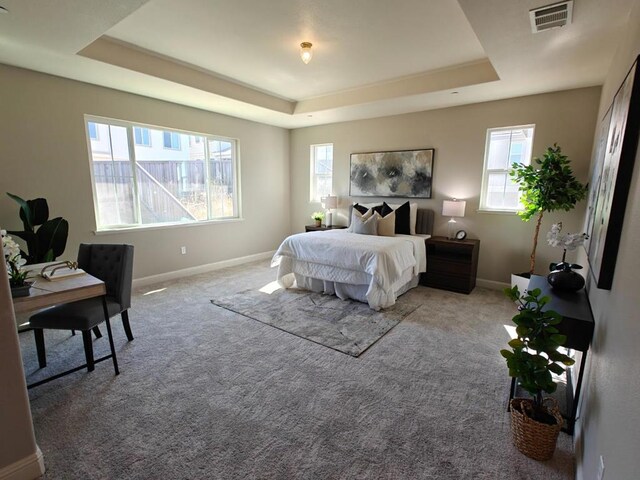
[349,148,434,198]
[586,55,640,290]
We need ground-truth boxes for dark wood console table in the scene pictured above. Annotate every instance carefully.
[508,275,594,435]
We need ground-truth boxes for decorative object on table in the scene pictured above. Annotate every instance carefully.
[585,54,640,290]
[6,193,69,264]
[442,199,466,239]
[546,223,588,291]
[455,230,467,240]
[321,195,338,227]
[501,286,575,461]
[349,148,434,198]
[40,260,85,281]
[2,229,32,297]
[311,211,325,227]
[510,144,588,277]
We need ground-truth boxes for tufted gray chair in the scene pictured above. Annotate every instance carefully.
[30,244,134,374]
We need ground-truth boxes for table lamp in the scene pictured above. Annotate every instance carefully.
[322,195,338,227]
[442,199,466,239]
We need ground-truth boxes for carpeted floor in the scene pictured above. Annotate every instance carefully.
[20,261,575,479]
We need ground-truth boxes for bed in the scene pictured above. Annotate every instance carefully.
[271,207,434,310]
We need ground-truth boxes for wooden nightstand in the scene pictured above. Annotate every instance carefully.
[304,225,348,232]
[420,236,480,294]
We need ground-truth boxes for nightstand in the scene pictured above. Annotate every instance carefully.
[420,236,480,293]
[304,225,348,232]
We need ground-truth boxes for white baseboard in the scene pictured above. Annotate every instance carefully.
[133,250,276,288]
[476,278,510,290]
[0,447,45,480]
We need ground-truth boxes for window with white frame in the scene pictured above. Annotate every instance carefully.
[480,125,535,211]
[85,117,239,230]
[134,127,151,147]
[310,144,333,202]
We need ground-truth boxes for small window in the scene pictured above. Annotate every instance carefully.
[310,144,333,202]
[88,122,99,140]
[163,131,181,150]
[480,125,535,212]
[134,127,151,147]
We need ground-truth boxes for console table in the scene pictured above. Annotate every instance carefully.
[508,275,595,434]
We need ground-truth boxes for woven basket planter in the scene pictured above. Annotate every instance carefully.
[510,397,563,461]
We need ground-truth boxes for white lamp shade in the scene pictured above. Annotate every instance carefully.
[442,200,466,217]
[323,195,338,209]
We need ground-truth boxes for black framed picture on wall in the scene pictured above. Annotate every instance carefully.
[586,54,640,290]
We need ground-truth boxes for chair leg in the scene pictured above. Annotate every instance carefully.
[82,331,95,372]
[92,326,103,338]
[34,329,47,368]
[121,310,134,341]
[104,318,120,376]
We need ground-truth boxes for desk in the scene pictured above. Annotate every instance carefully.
[13,273,119,388]
[13,274,105,314]
[508,275,594,434]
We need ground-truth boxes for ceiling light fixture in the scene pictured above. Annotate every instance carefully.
[300,42,313,64]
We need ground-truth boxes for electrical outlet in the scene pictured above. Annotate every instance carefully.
[180,246,187,255]
[597,455,605,480]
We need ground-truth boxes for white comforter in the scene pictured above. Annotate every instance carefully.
[271,230,427,309]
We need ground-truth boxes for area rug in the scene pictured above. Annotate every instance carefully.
[211,288,419,357]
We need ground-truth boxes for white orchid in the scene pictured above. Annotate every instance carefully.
[546,223,588,251]
[2,230,29,286]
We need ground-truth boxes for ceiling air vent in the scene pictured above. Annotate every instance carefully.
[529,1,573,33]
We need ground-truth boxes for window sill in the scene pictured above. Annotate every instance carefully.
[477,208,521,215]
[94,217,244,235]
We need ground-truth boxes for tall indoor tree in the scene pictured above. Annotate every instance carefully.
[510,144,587,275]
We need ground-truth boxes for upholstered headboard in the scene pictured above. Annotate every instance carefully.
[347,205,434,235]
[415,208,434,235]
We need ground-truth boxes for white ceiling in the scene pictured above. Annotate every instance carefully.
[0,0,636,128]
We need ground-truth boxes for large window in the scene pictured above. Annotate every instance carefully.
[310,143,333,202]
[85,118,239,230]
[480,125,535,211]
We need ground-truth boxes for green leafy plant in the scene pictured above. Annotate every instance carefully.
[501,286,575,422]
[6,193,69,264]
[510,144,587,275]
[311,211,325,221]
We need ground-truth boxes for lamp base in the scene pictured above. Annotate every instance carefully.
[447,219,457,240]
[326,211,333,227]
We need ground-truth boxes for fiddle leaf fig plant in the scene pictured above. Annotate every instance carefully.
[510,144,587,275]
[6,193,69,264]
[501,286,575,420]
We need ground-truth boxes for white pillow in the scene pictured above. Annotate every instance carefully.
[387,202,418,235]
[375,211,396,237]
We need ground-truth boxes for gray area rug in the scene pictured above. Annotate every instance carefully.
[211,287,418,357]
[17,261,575,479]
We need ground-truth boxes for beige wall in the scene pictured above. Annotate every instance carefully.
[575,4,640,480]
[0,65,290,279]
[290,88,601,284]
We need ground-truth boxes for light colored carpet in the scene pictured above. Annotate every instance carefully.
[211,287,418,356]
[20,261,575,479]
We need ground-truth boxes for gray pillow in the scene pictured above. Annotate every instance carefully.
[352,213,378,235]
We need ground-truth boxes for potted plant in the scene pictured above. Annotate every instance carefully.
[311,211,325,227]
[546,223,589,291]
[510,144,587,288]
[501,286,575,461]
[2,229,31,297]
[6,193,69,264]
